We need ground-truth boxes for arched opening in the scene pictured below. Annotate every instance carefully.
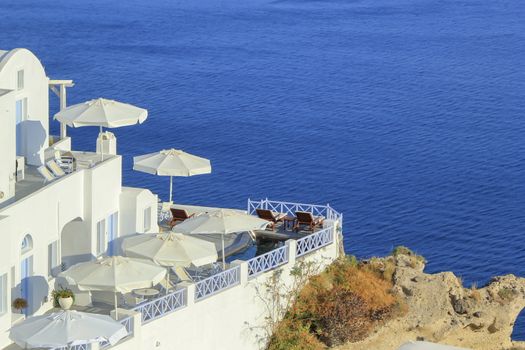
[60,217,92,270]
[21,234,33,254]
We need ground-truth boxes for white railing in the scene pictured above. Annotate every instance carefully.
[133,288,186,324]
[195,265,241,301]
[296,226,334,257]
[247,245,289,278]
[247,199,343,223]
[55,344,90,350]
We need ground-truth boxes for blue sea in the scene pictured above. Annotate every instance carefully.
[2,0,525,339]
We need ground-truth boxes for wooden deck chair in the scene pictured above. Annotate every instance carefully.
[256,209,286,231]
[294,211,324,232]
[169,208,194,227]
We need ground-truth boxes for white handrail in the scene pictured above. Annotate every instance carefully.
[195,266,241,301]
[247,245,289,278]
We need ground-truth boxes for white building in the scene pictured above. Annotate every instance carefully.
[0,48,344,350]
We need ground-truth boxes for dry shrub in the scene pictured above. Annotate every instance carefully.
[267,318,324,350]
[269,257,401,348]
[470,284,481,302]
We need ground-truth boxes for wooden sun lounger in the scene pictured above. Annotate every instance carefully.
[256,209,286,231]
[294,211,324,232]
[169,208,195,227]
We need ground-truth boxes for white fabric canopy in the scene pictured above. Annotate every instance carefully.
[173,209,269,266]
[54,98,147,128]
[121,232,218,267]
[133,149,211,176]
[173,209,269,235]
[133,149,211,202]
[9,310,127,349]
[59,256,166,293]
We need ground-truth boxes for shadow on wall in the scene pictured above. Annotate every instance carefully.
[20,119,47,166]
[11,276,49,316]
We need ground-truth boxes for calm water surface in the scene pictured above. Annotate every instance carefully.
[1,0,525,338]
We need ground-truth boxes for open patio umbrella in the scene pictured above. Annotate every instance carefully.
[173,209,269,267]
[121,232,218,267]
[54,98,147,159]
[54,98,147,130]
[59,256,166,319]
[133,149,211,203]
[121,232,218,293]
[9,310,127,349]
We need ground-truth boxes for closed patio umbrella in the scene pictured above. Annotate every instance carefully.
[173,209,269,267]
[59,256,166,319]
[9,310,127,349]
[133,149,211,203]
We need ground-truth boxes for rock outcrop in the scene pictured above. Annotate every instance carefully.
[335,252,525,350]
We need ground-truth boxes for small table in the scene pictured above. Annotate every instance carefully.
[282,216,296,231]
[133,288,160,299]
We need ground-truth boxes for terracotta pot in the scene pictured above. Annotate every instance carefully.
[58,296,73,310]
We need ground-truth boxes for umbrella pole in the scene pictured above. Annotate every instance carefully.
[221,235,226,269]
[99,126,105,162]
[166,267,170,295]
[114,292,118,320]
[169,176,173,204]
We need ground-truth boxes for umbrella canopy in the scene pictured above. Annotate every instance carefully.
[173,209,269,267]
[133,149,211,176]
[121,232,218,267]
[398,342,469,350]
[174,209,269,235]
[9,310,127,349]
[54,98,147,128]
[59,256,166,293]
[133,149,211,202]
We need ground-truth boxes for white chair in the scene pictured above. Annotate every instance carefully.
[46,160,66,177]
[37,166,56,183]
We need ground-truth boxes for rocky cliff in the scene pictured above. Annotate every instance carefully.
[336,252,525,350]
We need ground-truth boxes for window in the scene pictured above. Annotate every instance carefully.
[107,212,118,256]
[96,219,106,256]
[21,234,33,254]
[143,206,152,232]
[0,273,6,314]
[17,70,24,90]
[15,98,27,125]
[48,241,59,277]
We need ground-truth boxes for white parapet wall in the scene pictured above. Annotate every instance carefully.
[109,215,343,350]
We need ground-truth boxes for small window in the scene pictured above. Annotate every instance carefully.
[96,219,106,256]
[0,273,7,314]
[143,207,152,232]
[15,99,27,125]
[17,70,24,90]
[48,241,59,277]
[21,234,33,254]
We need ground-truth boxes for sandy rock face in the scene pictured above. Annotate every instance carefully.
[336,254,525,350]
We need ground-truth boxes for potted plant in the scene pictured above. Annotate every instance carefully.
[52,287,75,310]
[12,298,27,313]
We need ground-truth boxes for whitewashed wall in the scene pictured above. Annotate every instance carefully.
[110,228,341,350]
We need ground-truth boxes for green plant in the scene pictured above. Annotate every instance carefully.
[12,298,27,311]
[52,287,75,307]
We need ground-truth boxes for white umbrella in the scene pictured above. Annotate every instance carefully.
[121,232,218,267]
[54,98,147,160]
[59,256,166,318]
[133,149,211,203]
[54,98,147,129]
[173,209,269,267]
[9,310,127,349]
[122,232,218,294]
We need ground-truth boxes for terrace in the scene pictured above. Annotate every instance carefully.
[44,199,342,350]
[0,150,116,211]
